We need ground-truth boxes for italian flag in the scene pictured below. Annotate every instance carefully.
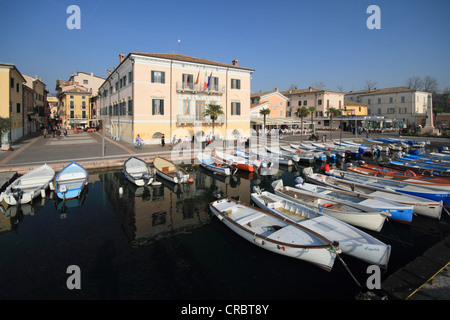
[204,71,208,89]
[277,245,285,251]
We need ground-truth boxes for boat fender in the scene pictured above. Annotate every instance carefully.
[0,192,3,202]
[49,182,55,191]
[323,203,333,208]
[403,170,416,177]
[296,149,302,153]
[295,177,304,185]
[41,189,46,198]
[321,164,330,172]
[119,187,123,195]
[188,178,194,183]
[375,171,384,177]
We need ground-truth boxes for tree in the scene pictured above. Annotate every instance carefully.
[259,108,271,134]
[326,107,341,140]
[295,107,310,142]
[308,106,317,134]
[364,80,377,91]
[203,104,224,138]
[406,76,423,90]
[0,117,11,149]
[423,76,438,93]
[310,82,326,90]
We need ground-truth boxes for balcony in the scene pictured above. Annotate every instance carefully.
[176,82,224,95]
[177,114,225,126]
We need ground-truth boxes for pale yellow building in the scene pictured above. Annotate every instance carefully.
[56,81,92,129]
[0,64,26,144]
[98,53,254,144]
[343,99,368,116]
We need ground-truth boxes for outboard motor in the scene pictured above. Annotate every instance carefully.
[295,177,304,185]
[142,173,152,186]
[253,186,262,194]
[176,170,184,182]
[12,188,23,204]
[302,167,314,176]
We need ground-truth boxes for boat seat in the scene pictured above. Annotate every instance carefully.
[58,172,86,181]
[236,212,265,225]
[127,167,148,174]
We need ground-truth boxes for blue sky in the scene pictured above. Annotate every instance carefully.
[1,0,449,94]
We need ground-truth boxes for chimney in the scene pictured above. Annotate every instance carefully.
[91,71,94,76]
[232,59,238,66]
[275,87,278,92]
[119,53,125,63]
[108,69,112,76]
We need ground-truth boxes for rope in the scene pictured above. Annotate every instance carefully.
[331,244,362,288]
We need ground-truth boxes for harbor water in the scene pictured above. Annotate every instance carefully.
[0,152,449,300]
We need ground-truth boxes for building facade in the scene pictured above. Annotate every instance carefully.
[0,64,26,144]
[344,87,432,127]
[56,81,92,129]
[98,53,254,144]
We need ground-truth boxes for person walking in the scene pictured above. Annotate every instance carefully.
[161,133,165,147]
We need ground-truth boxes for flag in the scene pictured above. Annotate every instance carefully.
[277,245,285,251]
[204,71,208,89]
[195,71,199,85]
[207,72,212,89]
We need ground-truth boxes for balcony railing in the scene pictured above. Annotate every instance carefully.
[176,82,224,95]
[177,114,225,125]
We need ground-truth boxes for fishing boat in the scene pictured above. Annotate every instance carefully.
[265,146,307,163]
[303,170,443,220]
[196,152,235,176]
[376,137,426,148]
[54,162,88,200]
[215,150,255,172]
[153,156,190,184]
[235,149,266,167]
[294,181,413,223]
[209,198,339,271]
[347,164,450,189]
[289,143,328,161]
[325,169,450,207]
[271,180,389,231]
[342,140,388,152]
[123,157,154,186]
[355,139,404,151]
[378,159,450,177]
[248,148,293,166]
[310,142,346,158]
[251,189,391,267]
[0,164,55,205]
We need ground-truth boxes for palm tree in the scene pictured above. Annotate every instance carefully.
[203,104,224,139]
[326,107,341,140]
[259,108,271,135]
[295,107,310,142]
[308,106,317,135]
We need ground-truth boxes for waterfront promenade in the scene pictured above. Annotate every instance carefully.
[0,129,449,300]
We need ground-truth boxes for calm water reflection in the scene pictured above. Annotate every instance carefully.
[0,155,449,300]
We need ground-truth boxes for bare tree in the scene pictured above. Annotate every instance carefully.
[310,82,326,90]
[288,84,298,91]
[336,85,344,92]
[363,80,377,91]
[423,76,438,93]
[406,76,423,90]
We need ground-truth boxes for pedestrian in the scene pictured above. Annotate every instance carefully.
[161,133,165,147]
[135,134,143,148]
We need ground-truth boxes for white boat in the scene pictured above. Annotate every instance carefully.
[249,148,293,166]
[251,189,391,268]
[265,146,312,163]
[209,198,339,271]
[285,144,328,161]
[294,181,414,223]
[54,162,88,200]
[1,164,55,205]
[153,156,189,184]
[325,169,450,207]
[303,170,443,220]
[215,150,256,172]
[123,157,154,186]
[196,152,234,176]
[271,179,389,232]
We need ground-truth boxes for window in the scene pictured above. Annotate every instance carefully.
[82,110,86,119]
[182,73,193,89]
[378,108,381,114]
[70,100,74,108]
[389,97,393,103]
[122,75,127,86]
[298,101,301,106]
[212,77,219,91]
[128,71,133,83]
[10,77,14,88]
[368,99,371,105]
[82,96,86,99]
[280,110,283,117]
[109,105,112,116]
[70,95,74,99]
[401,96,405,103]
[120,101,126,115]
[152,99,164,115]
[318,99,322,106]
[115,81,119,91]
[231,79,241,89]
[231,102,241,115]
[83,80,88,84]
[128,99,133,116]
[70,110,74,118]
[16,83,19,93]
[183,100,190,115]
[82,101,86,108]
[378,98,381,104]
[151,71,165,84]
[303,100,307,106]
[16,103,21,113]
[195,101,205,120]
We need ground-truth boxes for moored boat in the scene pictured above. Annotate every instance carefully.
[215,150,255,172]
[196,152,235,176]
[251,189,391,268]
[123,156,154,186]
[1,164,55,205]
[209,198,339,271]
[54,162,88,200]
[153,156,190,184]
[271,179,389,231]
